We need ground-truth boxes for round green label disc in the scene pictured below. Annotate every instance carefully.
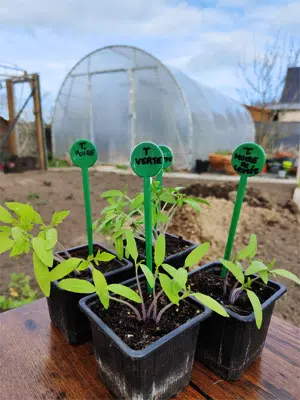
[70,140,98,168]
[159,145,174,169]
[231,142,266,177]
[130,142,163,178]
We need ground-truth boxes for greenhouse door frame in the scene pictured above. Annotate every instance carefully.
[0,73,47,169]
[70,65,159,150]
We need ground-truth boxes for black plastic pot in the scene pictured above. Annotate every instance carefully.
[136,233,197,269]
[79,291,212,399]
[188,262,287,380]
[195,159,209,174]
[47,243,134,345]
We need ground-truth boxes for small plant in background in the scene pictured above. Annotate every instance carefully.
[93,183,209,260]
[27,192,40,200]
[0,202,118,299]
[220,234,300,328]
[59,232,228,322]
[0,203,80,297]
[0,273,38,312]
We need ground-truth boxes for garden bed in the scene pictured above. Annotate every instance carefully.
[0,170,299,324]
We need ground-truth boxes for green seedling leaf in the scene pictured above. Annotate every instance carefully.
[115,236,124,260]
[49,258,82,281]
[107,284,142,303]
[10,227,29,256]
[45,228,58,250]
[5,202,34,222]
[162,263,177,278]
[97,288,110,309]
[59,278,95,294]
[51,210,70,226]
[184,199,201,212]
[140,264,155,288]
[219,259,245,284]
[267,259,276,270]
[154,234,166,267]
[271,269,300,285]
[33,252,50,297]
[0,234,14,254]
[0,226,11,235]
[156,213,169,223]
[236,234,257,261]
[77,259,90,271]
[246,289,262,329]
[130,193,144,210]
[0,206,13,223]
[92,268,108,292]
[162,264,187,290]
[184,242,210,268]
[245,261,268,276]
[32,210,44,225]
[175,268,188,289]
[159,273,180,304]
[101,190,123,198]
[160,193,176,204]
[32,237,53,267]
[258,270,269,285]
[188,197,210,206]
[95,251,115,262]
[125,230,138,262]
[192,293,229,317]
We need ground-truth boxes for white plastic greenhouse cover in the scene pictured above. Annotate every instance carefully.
[52,45,255,169]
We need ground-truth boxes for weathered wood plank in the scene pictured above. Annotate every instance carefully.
[191,316,300,400]
[0,299,113,400]
[0,299,299,400]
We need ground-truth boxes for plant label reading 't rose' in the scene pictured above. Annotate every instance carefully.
[70,139,98,255]
[159,145,173,170]
[70,140,98,169]
[130,142,164,178]
[232,143,266,176]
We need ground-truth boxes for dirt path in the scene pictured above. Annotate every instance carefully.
[0,171,299,324]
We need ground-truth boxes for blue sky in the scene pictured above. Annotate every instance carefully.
[0,0,299,120]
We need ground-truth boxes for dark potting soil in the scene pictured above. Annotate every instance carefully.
[91,283,202,350]
[58,245,124,280]
[136,235,191,258]
[189,266,277,316]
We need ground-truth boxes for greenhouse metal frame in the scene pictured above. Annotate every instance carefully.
[52,45,254,169]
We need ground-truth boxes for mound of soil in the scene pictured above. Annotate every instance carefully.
[169,196,300,325]
[184,182,278,209]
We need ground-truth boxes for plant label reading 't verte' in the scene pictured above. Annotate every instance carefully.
[70,140,98,168]
[159,145,173,169]
[131,142,163,177]
[232,143,266,176]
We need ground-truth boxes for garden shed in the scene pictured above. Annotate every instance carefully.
[52,45,255,169]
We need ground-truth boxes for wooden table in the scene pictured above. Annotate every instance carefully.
[0,299,299,400]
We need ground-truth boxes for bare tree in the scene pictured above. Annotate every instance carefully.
[237,31,300,149]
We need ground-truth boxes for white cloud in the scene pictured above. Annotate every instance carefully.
[0,0,299,119]
[249,1,300,31]
[0,0,204,37]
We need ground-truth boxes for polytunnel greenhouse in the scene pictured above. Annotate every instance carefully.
[52,45,255,169]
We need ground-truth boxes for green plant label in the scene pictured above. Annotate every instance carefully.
[159,145,173,169]
[232,143,266,176]
[130,142,163,177]
[70,139,98,168]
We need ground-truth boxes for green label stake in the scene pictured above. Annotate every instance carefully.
[70,139,98,256]
[157,145,174,189]
[130,142,163,291]
[222,142,266,277]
